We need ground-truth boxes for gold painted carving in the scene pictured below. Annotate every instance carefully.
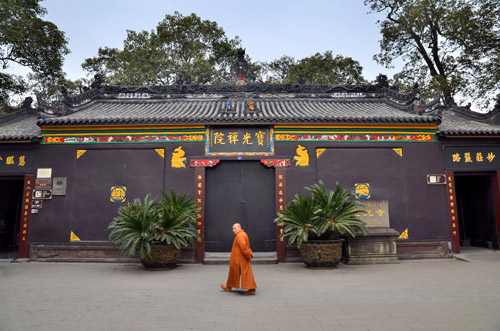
[294,145,309,166]
[155,149,165,158]
[171,146,187,168]
[70,231,81,242]
[76,150,87,159]
[392,148,403,157]
[316,148,326,158]
[398,228,408,239]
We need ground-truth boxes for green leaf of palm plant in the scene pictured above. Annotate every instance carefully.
[274,194,322,248]
[108,195,159,259]
[155,189,200,249]
[307,181,367,238]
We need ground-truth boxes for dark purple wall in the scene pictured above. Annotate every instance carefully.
[28,139,450,244]
[276,141,450,241]
[29,143,201,244]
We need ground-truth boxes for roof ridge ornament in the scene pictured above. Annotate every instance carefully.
[229,48,255,84]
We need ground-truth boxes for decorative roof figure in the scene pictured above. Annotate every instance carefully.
[229,48,255,84]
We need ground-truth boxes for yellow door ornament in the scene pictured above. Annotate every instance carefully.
[294,145,309,166]
[171,146,187,168]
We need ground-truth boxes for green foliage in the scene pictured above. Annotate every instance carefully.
[306,181,367,239]
[262,52,365,84]
[261,55,297,83]
[0,0,69,109]
[274,194,322,248]
[365,0,500,110]
[289,52,365,85]
[275,181,367,248]
[108,190,200,259]
[82,12,242,85]
[154,190,199,249]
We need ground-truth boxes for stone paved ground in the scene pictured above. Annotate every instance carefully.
[1,249,500,331]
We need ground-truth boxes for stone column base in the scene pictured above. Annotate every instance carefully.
[343,227,400,264]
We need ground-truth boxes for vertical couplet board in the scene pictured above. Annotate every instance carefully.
[275,167,287,262]
[191,159,220,263]
[18,174,34,258]
[261,159,290,262]
[195,167,206,263]
[445,171,460,253]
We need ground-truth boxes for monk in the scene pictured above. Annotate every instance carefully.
[220,223,257,295]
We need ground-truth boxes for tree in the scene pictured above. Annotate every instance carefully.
[261,55,297,83]
[262,52,365,85]
[365,0,500,110]
[0,0,69,112]
[82,12,242,85]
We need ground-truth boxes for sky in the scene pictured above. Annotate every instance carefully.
[37,0,401,82]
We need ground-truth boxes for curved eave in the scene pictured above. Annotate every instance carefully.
[439,131,500,138]
[0,136,40,143]
[38,116,440,126]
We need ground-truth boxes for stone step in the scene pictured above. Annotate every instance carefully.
[204,252,278,265]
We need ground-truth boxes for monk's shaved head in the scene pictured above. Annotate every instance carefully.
[232,223,241,235]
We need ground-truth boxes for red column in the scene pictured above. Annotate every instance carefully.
[445,171,460,254]
[18,174,34,259]
[275,167,287,262]
[194,167,206,263]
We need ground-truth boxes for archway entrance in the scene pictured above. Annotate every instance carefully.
[455,174,499,250]
[205,161,276,252]
[0,179,24,259]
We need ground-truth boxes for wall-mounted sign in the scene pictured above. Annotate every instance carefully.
[427,174,446,185]
[52,177,67,195]
[0,151,34,173]
[354,183,371,199]
[358,200,390,227]
[31,200,42,209]
[35,178,51,190]
[110,186,127,202]
[36,168,52,178]
[444,146,499,170]
[33,190,52,200]
[206,126,274,156]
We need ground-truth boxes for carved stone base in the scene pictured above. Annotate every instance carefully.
[343,228,399,264]
[29,244,196,264]
[300,240,344,268]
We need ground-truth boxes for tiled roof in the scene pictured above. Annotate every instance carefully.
[0,110,40,141]
[37,98,438,126]
[438,107,500,136]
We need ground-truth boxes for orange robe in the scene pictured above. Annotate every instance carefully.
[226,230,257,290]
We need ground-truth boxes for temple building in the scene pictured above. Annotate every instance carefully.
[1,55,499,262]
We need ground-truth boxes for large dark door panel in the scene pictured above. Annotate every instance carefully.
[205,161,275,252]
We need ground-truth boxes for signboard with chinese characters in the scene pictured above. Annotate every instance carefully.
[206,126,273,156]
[0,151,34,173]
[444,146,499,170]
[358,200,390,227]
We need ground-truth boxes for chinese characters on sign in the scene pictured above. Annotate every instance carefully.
[445,173,460,251]
[0,151,34,173]
[207,126,273,156]
[445,147,499,170]
[357,200,390,227]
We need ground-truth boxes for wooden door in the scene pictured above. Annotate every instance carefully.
[205,161,275,252]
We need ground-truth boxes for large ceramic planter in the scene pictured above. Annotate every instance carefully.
[140,242,181,270]
[299,239,344,268]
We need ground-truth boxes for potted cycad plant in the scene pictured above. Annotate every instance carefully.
[108,189,199,270]
[275,181,367,268]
